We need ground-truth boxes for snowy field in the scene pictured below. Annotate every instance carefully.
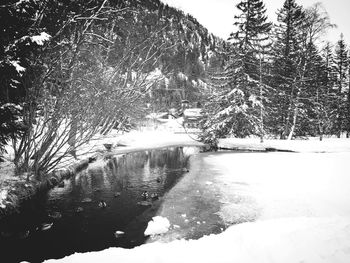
[42,136,350,263]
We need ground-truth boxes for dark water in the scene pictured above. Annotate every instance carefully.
[0,147,198,263]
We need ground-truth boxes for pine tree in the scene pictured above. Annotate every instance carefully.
[333,34,348,137]
[316,43,338,139]
[200,0,271,145]
[301,42,331,139]
[270,0,306,139]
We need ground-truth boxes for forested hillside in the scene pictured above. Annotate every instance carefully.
[0,0,222,174]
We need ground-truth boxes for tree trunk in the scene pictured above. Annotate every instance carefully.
[287,89,300,140]
[287,104,298,140]
[282,91,294,139]
[259,55,264,143]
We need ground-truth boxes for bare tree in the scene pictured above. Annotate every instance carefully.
[11,1,172,177]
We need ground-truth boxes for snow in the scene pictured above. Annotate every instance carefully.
[0,103,22,111]
[43,217,350,263]
[0,190,8,209]
[30,32,51,46]
[210,151,350,221]
[42,138,350,263]
[144,216,171,236]
[15,0,30,5]
[219,137,350,153]
[146,68,164,82]
[183,108,202,118]
[10,60,25,74]
[177,72,188,81]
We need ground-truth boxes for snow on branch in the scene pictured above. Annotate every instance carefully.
[30,32,51,46]
[10,60,26,74]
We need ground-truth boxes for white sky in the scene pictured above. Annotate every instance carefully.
[161,0,350,44]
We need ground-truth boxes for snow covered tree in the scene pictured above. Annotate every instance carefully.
[312,43,339,140]
[200,0,271,145]
[298,42,330,139]
[289,4,337,139]
[0,0,48,158]
[333,34,348,137]
[270,0,306,139]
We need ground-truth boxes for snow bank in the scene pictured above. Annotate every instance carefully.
[144,216,170,236]
[219,137,350,153]
[43,216,350,263]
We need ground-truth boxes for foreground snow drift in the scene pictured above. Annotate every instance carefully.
[43,216,350,263]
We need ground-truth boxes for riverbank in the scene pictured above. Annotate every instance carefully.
[0,130,203,218]
[218,137,350,153]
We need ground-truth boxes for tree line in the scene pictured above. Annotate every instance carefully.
[200,0,350,145]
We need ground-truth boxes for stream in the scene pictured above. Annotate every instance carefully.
[0,147,260,263]
[0,147,204,262]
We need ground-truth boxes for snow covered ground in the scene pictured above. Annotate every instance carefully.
[42,136,350,263]
[219,136,350,152]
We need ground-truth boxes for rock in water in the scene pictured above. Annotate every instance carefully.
[144,216,170,236]
[114,230,125,238]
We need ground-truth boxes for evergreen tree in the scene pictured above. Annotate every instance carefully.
[200,0,271,145]
[301,42,330,139]
[315,43,339,139]
[270,0,306,139]
[333,34,348,137]
[0,0,49,159]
